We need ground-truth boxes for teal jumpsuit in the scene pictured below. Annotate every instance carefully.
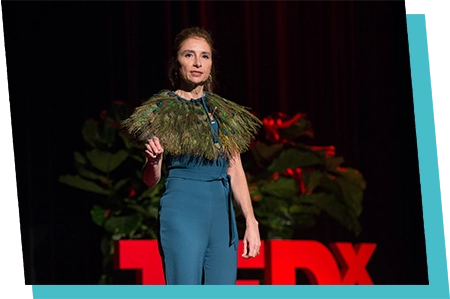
[157,94,239,285]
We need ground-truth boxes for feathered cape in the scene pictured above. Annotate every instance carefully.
[121,90,262,160]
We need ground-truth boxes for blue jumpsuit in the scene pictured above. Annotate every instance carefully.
[157,96,239,285]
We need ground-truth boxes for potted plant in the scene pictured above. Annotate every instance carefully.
[59,101,165,284]
[240,112,366,240]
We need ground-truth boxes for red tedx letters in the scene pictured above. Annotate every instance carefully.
[114,240,376,285]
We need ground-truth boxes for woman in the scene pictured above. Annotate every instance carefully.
[122,27,261,285]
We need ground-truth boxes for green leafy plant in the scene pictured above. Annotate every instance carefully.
[59,101,166,284]
[60,105,366,284]
[239,112,366,239]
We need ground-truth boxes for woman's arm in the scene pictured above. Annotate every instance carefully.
[227,153,261,258]
[142,137,164,188]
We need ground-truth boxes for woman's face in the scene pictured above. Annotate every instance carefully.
[177,37,212,87]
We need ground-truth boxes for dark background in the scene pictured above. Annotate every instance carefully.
[2,0,427,284]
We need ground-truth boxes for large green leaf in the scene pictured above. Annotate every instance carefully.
[146,206,159,219]
[334,177,364,217]
[59,175,111,195]
[313,192,360,234]
[81,119,101,148]
[138,183,164,201]
[319,174,342,195]
[335,167,367,190]
[86,149,129,173]
[74,151,88,165]
[265,211,292,231]
[289,203,321,215]
[75,164,107,181]
[126,203,157,219]
[293,194,317,204]
[259,177,298,198]
[129,153,145,163]
[267,147,325,173]
[118,131,138,150]
[251,142,284,161]
[302,170,324,192]
[113,178,130,192]
[256,195,290,214]
[91,205,108,226]
[104,213,143,236]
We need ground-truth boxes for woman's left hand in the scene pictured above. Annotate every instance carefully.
[241,219,261,258]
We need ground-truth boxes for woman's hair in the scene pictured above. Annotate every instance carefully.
[167,27,217,92]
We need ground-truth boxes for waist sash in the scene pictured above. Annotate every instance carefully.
[167,168,238,250]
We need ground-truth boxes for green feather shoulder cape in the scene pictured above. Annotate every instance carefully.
[121,90,262,161]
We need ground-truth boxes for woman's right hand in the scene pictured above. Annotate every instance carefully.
[145,136,164,164]
[142,137,164,188]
